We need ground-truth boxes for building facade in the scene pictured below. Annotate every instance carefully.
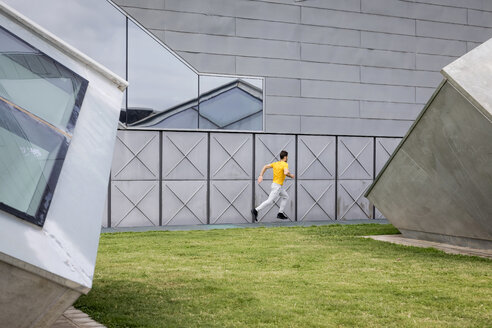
[114,0,492,136]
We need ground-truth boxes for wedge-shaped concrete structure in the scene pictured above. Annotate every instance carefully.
[366,38,492,250]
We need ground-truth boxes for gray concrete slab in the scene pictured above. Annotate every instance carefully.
[366,37,492,251]
[365,235,492,259]
[51,308,106,328]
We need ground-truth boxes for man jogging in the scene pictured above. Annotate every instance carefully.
[251,150,295,222]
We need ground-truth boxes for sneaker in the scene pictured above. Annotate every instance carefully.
[277,212,289,220]
[251,208,258,222]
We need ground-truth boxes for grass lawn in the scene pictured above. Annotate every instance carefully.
[75,224,491,327]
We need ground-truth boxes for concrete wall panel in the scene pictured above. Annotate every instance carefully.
[210,133,253,180]
[301,43,415,69]
[338,137,374,180]
[112,130,159,181]
[300,116,413,137]
[301,7,415,35]
[111,180,159,227]
[162,180,207,225]
[265,115,301,133]
[301,80,415,103]
[361,0,467,24]
[210,180,252,224]
[267,96,359,117]
[298,136,336,180]
[360,102,422,121]
[337,180,373,220]
[298,180,336,221]
[162,132,208,180]
[266,78,301,97]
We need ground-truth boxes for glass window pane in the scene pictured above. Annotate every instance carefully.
[2,0,127,78]
[199,76,263,131]
[0,27,86,132]
[145,107,199,129]
[0,27,87,227]
[128,20,198,126]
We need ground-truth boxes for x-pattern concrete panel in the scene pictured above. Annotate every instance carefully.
[255,134,296,180]
[210,133,252,180]
[298,135,336,180]
[375,138,401,175]
[337,180,373,220]
[162,181,207,225]
[210,180,252,224]
[111,181,159,227]
[162,132,208,180]
[255,179,295,222]
[297,180,335,221]
[338,137,374,180]
[111,130,159,180]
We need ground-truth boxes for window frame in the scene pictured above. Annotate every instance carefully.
[0,26,88,227]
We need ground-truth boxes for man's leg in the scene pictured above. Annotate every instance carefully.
[277,188,289,219]
[256,183,281,212]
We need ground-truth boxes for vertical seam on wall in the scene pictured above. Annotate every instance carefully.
[197,77,200,129]
[295,134,298,221]
[335,136,338,220]
[207,132,211,224]
[159,131,163,226]
[372,136,376,219]
[252,133,256,222]
[125,17,128,123]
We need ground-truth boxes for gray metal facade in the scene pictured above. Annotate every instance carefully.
[113,0,492,137]
[107,129,401,227]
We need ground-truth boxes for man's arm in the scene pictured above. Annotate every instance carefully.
[258,164,272,183]
[284,167,295,179]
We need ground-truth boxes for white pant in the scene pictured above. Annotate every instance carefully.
[256,182,289,213]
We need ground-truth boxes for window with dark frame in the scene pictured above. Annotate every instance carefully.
[0,26,88,227]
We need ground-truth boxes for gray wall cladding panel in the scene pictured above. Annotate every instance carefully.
[300,116,413,137]
[298,135,336,180]
[265,115,301,133]
[210,180,252,224]
[210,133,253,180]
[298,180,336,221]
[301,44,416,70]
[113,0,492,138]
[337,179,373,220]
[301,7,415,35]
[164,31,300,60]
[111,180,159,227]
[112,130,160,181]
[361,0,467,24]
[162,180,207,225]
[338,137,374,180]
[162,132,208,180]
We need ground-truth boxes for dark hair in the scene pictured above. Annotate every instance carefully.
[279,150,288,160]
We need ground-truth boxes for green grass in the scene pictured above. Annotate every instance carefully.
[75,224,491,327]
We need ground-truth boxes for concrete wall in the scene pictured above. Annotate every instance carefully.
[112,0,492,137]
[366,37,492,250]
[106,129,401,227]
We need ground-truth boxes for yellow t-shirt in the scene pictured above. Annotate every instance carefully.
[271,161,289,185]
